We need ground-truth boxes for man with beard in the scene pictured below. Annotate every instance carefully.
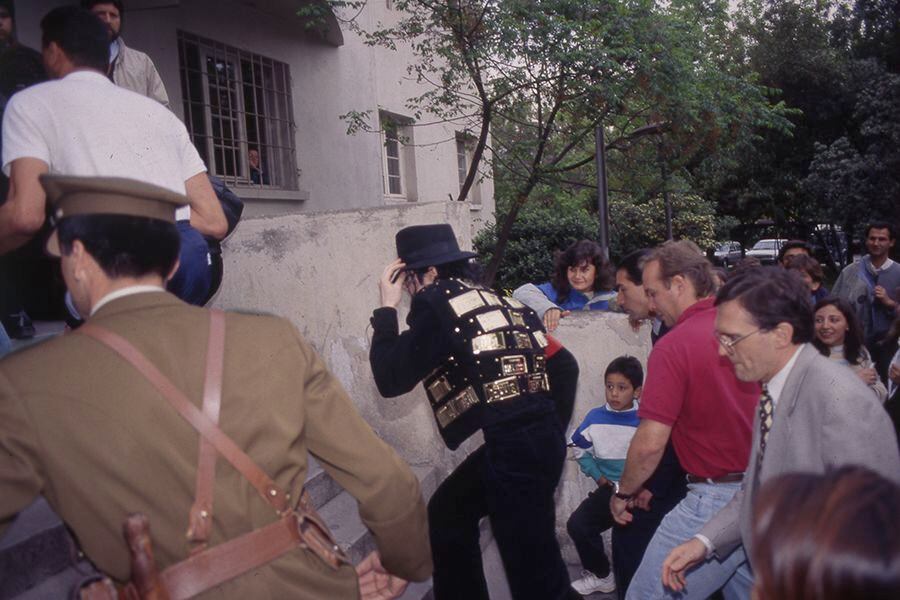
[82,0,168,105]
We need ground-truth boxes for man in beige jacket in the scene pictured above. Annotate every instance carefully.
[0,175,431,599]
[83,0,169,106]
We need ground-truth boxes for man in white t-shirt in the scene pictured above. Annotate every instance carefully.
[0,6,225,304]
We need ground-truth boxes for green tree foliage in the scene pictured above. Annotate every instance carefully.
[474,197,597,293]
[701,0,899,238]
[343,0,790,285]
[802,60,900,230]
[475,186,721,290]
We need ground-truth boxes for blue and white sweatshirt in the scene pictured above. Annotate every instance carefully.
[570,402,640,482]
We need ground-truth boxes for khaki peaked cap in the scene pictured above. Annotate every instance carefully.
[40,174,188,256]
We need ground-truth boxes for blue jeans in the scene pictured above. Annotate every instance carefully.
[626,482,752,600]
[167,222,212,306]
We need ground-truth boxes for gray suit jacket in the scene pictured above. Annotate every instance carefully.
[700,344,900,561]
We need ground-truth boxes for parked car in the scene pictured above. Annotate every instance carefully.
[713,241,743,268]
[746,239,788,265]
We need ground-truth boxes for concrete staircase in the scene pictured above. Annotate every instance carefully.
[306,457,441,600]
[306,458,582,600]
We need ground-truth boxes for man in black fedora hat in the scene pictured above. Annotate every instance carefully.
[369,223,579,600]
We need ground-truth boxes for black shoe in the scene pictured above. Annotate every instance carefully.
[2,310,35,339]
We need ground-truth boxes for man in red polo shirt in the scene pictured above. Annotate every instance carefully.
[610,241,759,600]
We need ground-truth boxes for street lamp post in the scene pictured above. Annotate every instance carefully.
[595,125,610,260]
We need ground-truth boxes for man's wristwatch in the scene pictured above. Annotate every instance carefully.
[612,480,633,501]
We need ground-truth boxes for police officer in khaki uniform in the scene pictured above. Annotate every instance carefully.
[0,175,431,599]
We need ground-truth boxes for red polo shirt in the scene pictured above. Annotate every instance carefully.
[638,297,759,479]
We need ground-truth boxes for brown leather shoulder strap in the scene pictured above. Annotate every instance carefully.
[78,314,290,514]
[161,513,302,600]
[185,309,226,552]
[78,311,349,598]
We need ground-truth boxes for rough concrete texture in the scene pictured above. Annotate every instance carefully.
[544,311,652,563]
[212,201,652,563]
[212,200,484,476]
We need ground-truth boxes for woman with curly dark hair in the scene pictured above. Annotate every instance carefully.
[513,239,616,332]
[813,297,887,402]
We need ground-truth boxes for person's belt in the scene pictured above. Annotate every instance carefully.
[685,472,743,484]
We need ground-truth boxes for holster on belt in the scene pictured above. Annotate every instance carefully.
[77,310,348,599]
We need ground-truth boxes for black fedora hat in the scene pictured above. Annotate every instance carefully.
[396,224,477,270]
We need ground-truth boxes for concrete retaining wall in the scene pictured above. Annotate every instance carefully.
[212,201,652,561]
[550,312,652,562]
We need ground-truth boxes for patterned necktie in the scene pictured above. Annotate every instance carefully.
[756,385,774,471]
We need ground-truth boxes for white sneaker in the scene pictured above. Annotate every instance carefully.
[571,570,616,595]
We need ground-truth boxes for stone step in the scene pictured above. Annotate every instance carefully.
[304,456,345,509]
[398,578,434,600]
[317,465,438,564]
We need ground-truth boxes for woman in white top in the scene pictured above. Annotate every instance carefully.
[813,297,887,403]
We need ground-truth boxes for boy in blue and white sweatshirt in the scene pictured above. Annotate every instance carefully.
[567,356,643,596]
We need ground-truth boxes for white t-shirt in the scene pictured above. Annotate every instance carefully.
[2,70,205,220]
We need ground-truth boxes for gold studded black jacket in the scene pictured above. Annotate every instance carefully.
[369,279,557,450]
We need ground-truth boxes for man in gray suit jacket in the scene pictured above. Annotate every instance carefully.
[660,267,900,596]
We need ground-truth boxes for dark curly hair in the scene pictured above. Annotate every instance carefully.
[812,297,865,365]
[550,239,614,304]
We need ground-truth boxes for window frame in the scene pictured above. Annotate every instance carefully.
[383,126,405,197]
[455,132,481,204]
[177,30,298,191]
[379,111,416,201]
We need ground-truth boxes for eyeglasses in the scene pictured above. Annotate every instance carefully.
[716,329,761,354]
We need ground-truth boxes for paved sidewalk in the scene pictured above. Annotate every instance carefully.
[483,538,617,600]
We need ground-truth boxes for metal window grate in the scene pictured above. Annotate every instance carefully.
[177,30,297,190]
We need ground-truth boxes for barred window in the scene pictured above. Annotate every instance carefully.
[177,31,297,189]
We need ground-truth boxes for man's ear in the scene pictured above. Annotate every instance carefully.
[67,239,101,286]
[633,385,643,400]
[773,322,795,348]
[69,239,87,274]
[43,41,60,64]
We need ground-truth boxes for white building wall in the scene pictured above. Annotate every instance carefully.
[13,0,494,221]
[212,202,650,561]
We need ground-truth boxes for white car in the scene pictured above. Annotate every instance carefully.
[746,239,788,265]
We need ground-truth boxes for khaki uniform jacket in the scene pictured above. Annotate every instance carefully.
[0,292,431,598]
[112,39,170,107]
[699,343,900,562]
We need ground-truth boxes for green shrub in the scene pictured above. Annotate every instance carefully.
[474,204,599,293]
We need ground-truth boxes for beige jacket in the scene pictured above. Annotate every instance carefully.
[0,292,431,598]
[112,38,169,106]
